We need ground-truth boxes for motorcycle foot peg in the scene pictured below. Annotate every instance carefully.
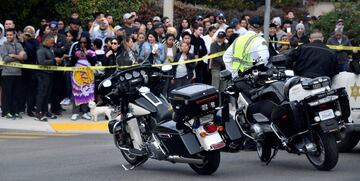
[129,148,147,156]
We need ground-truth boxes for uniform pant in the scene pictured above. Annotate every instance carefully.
[36,72,53,113]
[1,76,22,115]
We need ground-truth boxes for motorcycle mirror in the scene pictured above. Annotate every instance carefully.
[161,64,172,72]
[103,79,112,88]
[285,70,294,77]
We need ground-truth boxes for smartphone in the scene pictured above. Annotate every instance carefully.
[286,27,291,33]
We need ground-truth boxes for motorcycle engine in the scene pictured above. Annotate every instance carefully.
[146,134,168,160]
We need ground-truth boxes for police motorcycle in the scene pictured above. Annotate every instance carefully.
[99,64,225,175]
[332,68,360,151]
[220,56,350,171]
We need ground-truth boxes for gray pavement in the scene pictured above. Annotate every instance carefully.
[0,130,359,181]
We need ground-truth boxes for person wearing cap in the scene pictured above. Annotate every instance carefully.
[216,12,228,31]
[268,23,279,57]
[68,18,83,42]
[47,20,68,116]
[153,16,161,23]
[153,22,165,43]
[195,15,204,26]
[289,30,338,78]
[290,23,309,44]
[223,16,269,78]
[210,31,228,91]
[122,13,135,36]
[21,26,40,117]
[113,25,125,43]
[327,28,352,72]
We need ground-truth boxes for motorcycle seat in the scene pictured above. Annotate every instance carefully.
[283,76,301,98]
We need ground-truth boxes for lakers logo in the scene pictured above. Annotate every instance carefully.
[73,66,94,86]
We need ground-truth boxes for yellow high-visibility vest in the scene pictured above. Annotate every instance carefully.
[232,31,263,72]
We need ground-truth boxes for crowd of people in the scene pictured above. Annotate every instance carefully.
[0,10,358,122]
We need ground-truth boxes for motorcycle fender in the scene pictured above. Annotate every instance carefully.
[126,118,143,150]
[319,119,339,133]
[155,121,202,156]
[224,117,242,141]
[195,127,225,151]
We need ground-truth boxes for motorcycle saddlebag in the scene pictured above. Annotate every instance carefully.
[169,83,219,122]
[271,101,307,137]
[336,88,351,120]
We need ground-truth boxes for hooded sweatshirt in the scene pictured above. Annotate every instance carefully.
[0,23,7,47]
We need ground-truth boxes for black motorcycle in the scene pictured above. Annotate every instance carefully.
[99,64,225,175]
[220,62,350,171]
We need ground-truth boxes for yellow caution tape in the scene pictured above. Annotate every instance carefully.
[0,51,225,71]
[270,40,360,51]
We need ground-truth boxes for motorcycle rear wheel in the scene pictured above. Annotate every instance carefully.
[257,143,272,162]
[306,130,338,171]
[189,151,220,175]
[121,150,148,166]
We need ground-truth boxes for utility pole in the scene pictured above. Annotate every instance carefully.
[163,0,174,24]
[264,0,271,41]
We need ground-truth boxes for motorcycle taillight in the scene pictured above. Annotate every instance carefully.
[204,123,217,133]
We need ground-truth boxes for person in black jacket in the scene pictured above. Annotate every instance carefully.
[171,42,196,89]
[191,23,208,84]
[290,30,338,78]
[104,38,121,77]
[36,35,62,121]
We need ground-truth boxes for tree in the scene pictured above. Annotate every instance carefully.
[312,1,360,42]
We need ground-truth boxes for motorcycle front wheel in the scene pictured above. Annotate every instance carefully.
[306,130,338,171]
[257,143,272,162]
[189,151,220,175]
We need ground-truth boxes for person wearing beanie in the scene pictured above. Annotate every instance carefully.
[291,23,309,44]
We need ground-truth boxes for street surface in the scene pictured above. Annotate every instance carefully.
[0,129,359,181]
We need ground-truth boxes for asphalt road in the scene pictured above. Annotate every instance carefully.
[1,129,359,181]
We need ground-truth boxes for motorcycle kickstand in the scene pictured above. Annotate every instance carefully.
[266,148,278,166]
[121,158,148,171]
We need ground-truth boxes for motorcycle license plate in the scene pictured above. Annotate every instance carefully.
[319,109,335,121]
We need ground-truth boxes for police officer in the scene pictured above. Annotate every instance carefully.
[223,16,269,78]
[290,30,338,78]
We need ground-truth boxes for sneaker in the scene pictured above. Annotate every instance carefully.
[53,111,62,116]
[60,98,71,105]
[5,113,14,119]
[14,113,22,119]
[82,113,92,120]
[71,114,79,121]
[40,116,48,122]
[46,113,57,119]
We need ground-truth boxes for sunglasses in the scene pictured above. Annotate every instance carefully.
[111,42,118,45]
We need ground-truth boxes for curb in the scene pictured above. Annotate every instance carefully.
[49,122,108,133]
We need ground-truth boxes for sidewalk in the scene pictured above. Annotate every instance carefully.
[0,105,109,133]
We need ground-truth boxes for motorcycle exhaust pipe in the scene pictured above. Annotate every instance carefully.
[167,156,204,165]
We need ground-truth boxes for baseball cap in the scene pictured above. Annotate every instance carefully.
[114,25,123,32]
[196,15,204,21]
[49,21,58,30]
[217,31,226,38]
[153,22,163,29]
[249,16,264,29]
[153,16,161,22]
[229,18,240,27]
[336,18,344,24]
[23,26,35,38]
[217,12,225,17]
[123,13,133,20]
